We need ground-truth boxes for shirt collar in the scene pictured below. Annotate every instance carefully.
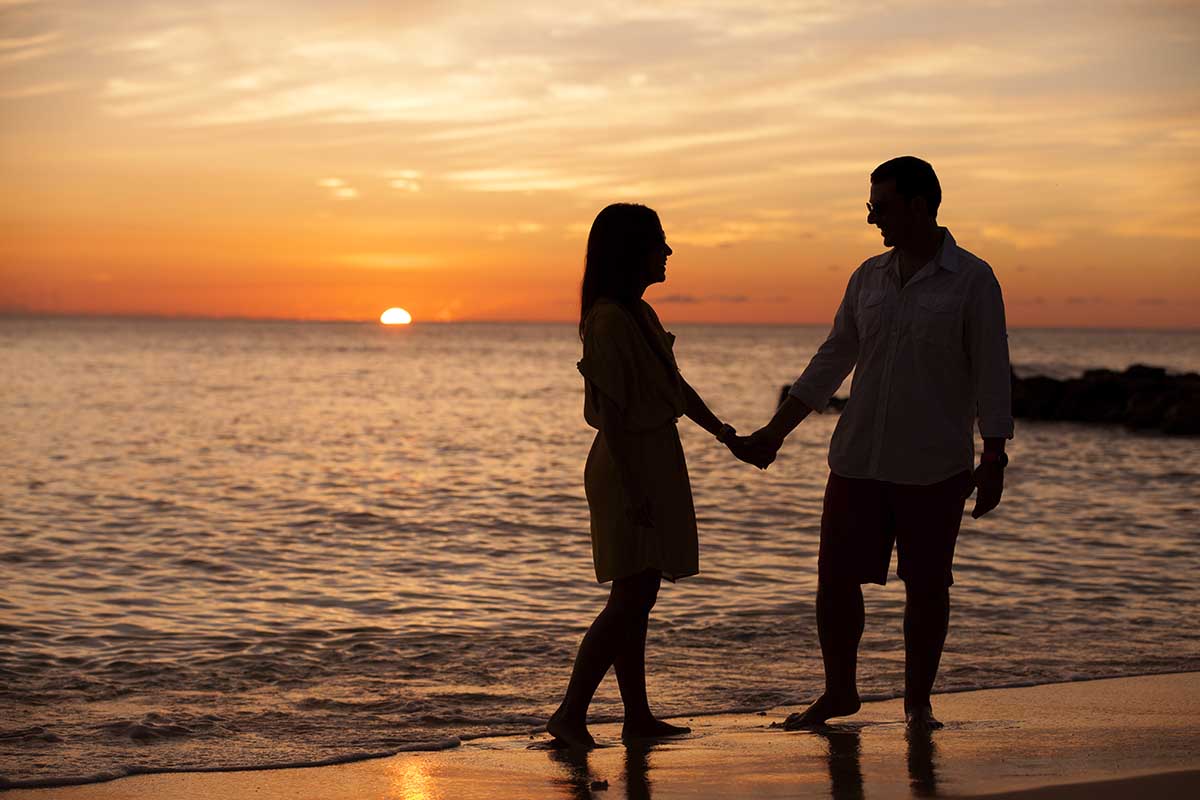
[937,228,960,272]
[877,227,960,273]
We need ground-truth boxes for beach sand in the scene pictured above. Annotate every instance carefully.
[5,672,1197,799]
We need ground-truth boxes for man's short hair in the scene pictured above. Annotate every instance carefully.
[871,156,941,218]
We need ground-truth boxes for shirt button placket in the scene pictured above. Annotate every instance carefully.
[868,292,904,476]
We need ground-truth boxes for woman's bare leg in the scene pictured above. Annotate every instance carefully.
[549,569,687,746]
[614,571,689,739]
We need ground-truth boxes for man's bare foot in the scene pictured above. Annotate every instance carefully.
[621,717,691,741]
[905,705,944,731]
[783,692,861,730]
[547,707,597,749]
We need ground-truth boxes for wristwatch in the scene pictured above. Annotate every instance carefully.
[980,451,1009,468]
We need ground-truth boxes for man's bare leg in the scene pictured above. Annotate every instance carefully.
[903,583,950,730]
[785,581,864,729]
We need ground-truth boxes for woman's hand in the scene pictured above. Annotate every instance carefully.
[625,495,656,528]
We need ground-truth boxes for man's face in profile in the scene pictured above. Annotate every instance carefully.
[867,179,917,249]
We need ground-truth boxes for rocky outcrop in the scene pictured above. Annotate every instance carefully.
[778,364,1199,435]
[1011,365,1199,435]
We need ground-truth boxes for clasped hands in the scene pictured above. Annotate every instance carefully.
[723,427,783,470]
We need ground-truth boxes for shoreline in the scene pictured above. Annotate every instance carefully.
[963,770,1200,799]
[4,672,1197,798]
[3,668,1198,791]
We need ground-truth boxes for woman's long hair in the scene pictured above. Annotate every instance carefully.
[579,203,661,340]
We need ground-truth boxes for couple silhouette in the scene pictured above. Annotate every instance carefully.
[547,156,1013,750]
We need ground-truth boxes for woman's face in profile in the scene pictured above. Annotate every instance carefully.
[642,226,672,286]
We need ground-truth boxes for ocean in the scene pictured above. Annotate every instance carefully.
[1,317,1198,787]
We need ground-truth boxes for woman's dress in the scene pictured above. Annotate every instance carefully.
[577,299,698,583]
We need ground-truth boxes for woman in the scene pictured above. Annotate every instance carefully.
[547,203,742,749]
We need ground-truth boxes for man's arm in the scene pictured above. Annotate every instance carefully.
[747,269,863,460]
[754,395,814,449]
[968,272,1014,518]
[680,376,777,469]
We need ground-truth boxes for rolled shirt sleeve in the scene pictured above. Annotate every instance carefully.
[789,267,862,412]
[968,271,1014,439]
[807,229,1013,485]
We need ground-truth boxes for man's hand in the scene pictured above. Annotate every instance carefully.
[727,434,776,469]
[748,428,785,459]
[970,462,1005,518]
[728,428,784,470]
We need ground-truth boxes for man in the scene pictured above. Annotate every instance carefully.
[744,156,1013,730]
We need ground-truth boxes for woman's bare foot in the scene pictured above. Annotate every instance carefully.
[905,704,944,731]
[621,716,691,741]
[783,692,861,730]
[547,707,597,749]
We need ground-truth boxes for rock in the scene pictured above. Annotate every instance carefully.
[1162,396,1200,435]
[1056,371,1128,423]
[1013,365,1198,434]
[1011,374,1062,419]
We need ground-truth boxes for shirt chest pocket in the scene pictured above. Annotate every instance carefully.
[857,289,886,340]
[912,293,962,348]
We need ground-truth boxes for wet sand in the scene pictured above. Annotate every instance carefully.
[5,672,1198,799]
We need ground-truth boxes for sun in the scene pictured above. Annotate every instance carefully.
[380,307,413,325]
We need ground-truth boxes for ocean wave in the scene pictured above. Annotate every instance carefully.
[0,737,463,791]
[5,670,1198,791]
[3,321,1199,785]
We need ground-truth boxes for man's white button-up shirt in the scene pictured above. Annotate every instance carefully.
[789,229,1014,486]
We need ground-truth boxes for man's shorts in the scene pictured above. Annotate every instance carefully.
[818,470,975,588]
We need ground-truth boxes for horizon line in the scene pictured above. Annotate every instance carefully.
[1,309,1198,333]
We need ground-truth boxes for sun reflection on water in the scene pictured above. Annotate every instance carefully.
[388,758,440,800]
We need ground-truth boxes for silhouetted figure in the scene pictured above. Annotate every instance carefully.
[817,729,865,800]
[623,740,655,800]
[547,203,751,749]
[906,725,940,796]
[547,746,596,800]
[741,157,1013,731]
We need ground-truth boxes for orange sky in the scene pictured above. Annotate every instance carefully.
[2,0,1198,327]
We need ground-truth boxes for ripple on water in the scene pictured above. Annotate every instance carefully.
[1,320,1199,784]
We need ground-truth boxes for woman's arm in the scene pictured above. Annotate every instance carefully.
[683,375,778,468]
[680,376,725,437]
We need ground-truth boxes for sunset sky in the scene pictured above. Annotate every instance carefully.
[1,0,1197,327]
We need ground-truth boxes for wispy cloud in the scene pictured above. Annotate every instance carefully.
[657,293,753,304]
[336,252,439,270]
[446,168,608,193]
[386,169,422,192]
[671,214,815,248]
[979,224,1062,250]
[1,0,1197,324]
[0,79,71,98]
[0,30,60,65]
[485,222,544,240]
[316,177,358,199]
